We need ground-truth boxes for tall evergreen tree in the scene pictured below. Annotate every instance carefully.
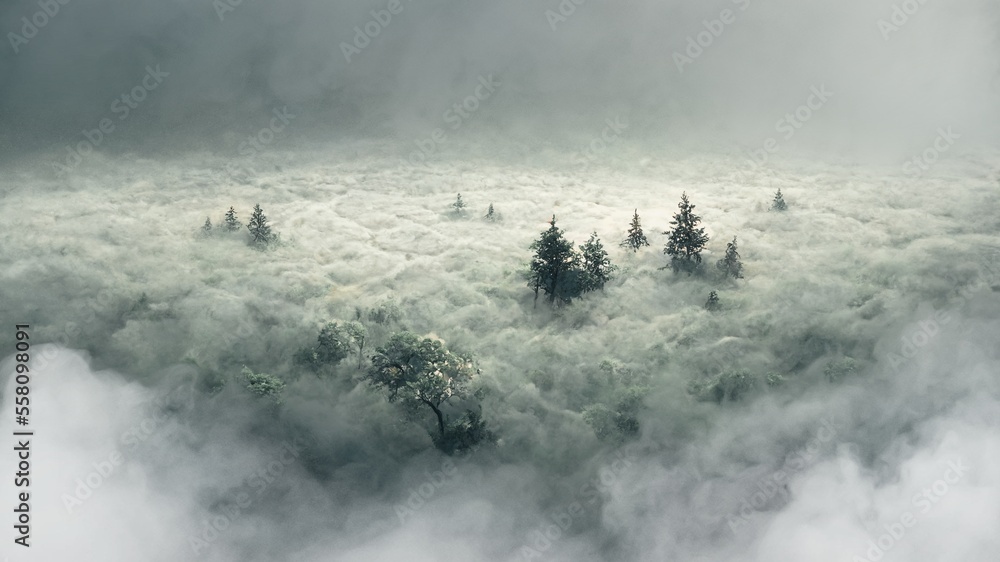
[770,189,788,211]
[452,193,467,216]
[621,209,649,252]
[484,202,502,222]
[224,206,241,231]
[716,236,744,279]
[201,217,213,235]
[663,192,709,274]
[528,216,581,307]
[247,203,273,248]
[580,231,617,291]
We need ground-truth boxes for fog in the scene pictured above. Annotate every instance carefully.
[1,1,999,561]
[2,0,999,159]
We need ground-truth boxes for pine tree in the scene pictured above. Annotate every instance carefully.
[771,189,787,211]
[580,231,617,291]
[484,203,502,222]
[716,236,744,280]
[705,291,720,311]
[201,217,213,235]
[528,216,581,307]
[247,203,273,248]
[452,193,467,216]
[224,206,241,231]
[621,209,649,252]
[663,192,709,274]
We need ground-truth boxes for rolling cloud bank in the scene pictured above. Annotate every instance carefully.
[1,1,1000,561]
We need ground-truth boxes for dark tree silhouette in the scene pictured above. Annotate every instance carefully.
[716,236,744,279]
[247,203,273,248]
[528,216,581,307]
[580,231,617,291]
[705,291,720,311]
[224,206,241,231]
[621,209,650,252]
[664,192,709,274]
[365,332,491,454]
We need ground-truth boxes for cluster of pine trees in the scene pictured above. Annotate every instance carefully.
[526,189,786,309]
[200,204,280,249]
[527,217,617,307]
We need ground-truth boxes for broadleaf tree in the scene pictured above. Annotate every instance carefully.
[365,332,490,453]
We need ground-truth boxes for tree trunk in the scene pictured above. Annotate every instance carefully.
[422,399,446,436]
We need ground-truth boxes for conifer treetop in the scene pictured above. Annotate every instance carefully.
[621,208,650,252]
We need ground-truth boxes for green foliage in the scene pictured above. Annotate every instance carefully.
[241,366,285,404]
[435,409,497,455]
[708,370,757,402]
[705,290,720,311]
[528,216,583,306]
[452,193,468,216]
[579,231,617,292]
[484,203,502,222]
[366,298,402,326]
[584,361,649,442]
[247,203,276,248]
[770,188,788,211]
[621,209,650,252]
[201,217,213,236]
[717,236,744,279]
[824,357,857,382]
[583,386,646,442]
[295,322,352,374]
[365,332,490,453]
[663,192,709,274]
[224,206,241,232]
[343,321,368,369]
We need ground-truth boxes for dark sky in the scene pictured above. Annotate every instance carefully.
[1,0,998,158]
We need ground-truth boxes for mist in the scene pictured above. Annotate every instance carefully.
[2,1,1000,561]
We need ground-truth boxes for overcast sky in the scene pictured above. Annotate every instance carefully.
[2,0,998,158]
